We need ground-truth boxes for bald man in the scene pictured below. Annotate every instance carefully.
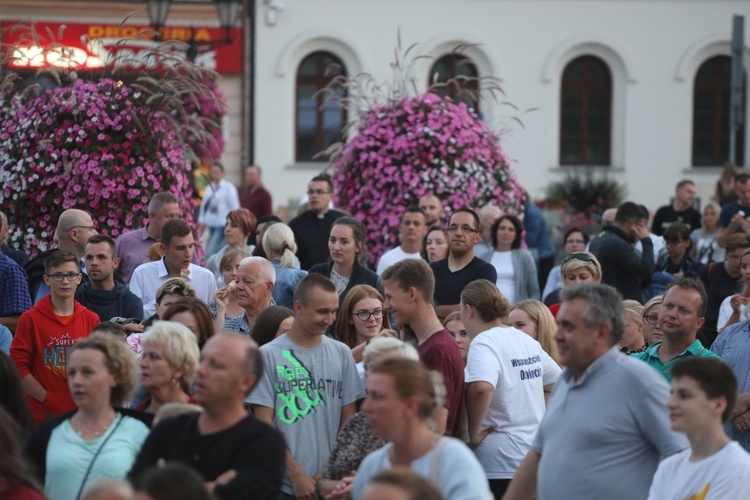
[23,209,97,303]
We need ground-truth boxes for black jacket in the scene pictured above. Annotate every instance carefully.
[589,224,654,302]
[308,260,384,307]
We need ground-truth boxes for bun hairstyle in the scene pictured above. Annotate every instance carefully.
[367,358,439,421]
[460,279,509,322]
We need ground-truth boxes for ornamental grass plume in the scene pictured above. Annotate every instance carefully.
[0,23,227,258]
[330,39,526,264]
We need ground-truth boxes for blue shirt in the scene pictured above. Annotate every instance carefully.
[718,201,750,229]
[224,313,251,335]
[0,252,32,317]
[712,320,750,451]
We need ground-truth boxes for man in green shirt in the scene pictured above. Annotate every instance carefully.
[632,278,721,381]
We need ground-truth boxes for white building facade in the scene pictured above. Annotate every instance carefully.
[3,0,750,212]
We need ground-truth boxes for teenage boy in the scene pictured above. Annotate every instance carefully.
[10,250,100,423]
[648,358,750,499]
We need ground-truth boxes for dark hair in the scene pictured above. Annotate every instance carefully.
[0,407,43,494]
[670,357,738,423]
[663,222,692,248]
[366,469,443,500]
[133,462,210,500]
[381,258,435,303]
[448,208,480,230]
[258,214,282,225]
[0,352,34,435]
[86,234,117,257]
[311,173,334,192]
[664,277,708,317]
[402,205,427,222]
[335,285,392,349]
[294,273,338,306]
[421,225,448,261]
[560,283,625,345]
[332,217,367,246]
[251,306,295,347]
[736,172,750,185]
[491,214,523,250]
[564,227,590,246]
[44,249,80,274]
[614,202,649,224]
[160,219,192,247]
[226,208,257,237]
[211,162,225,173]
[676,179,695,190]
[460,280,509,322]
[161,297,216,346]
[91,322,128,341]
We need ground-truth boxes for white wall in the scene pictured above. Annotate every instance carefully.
[253,0,750,212]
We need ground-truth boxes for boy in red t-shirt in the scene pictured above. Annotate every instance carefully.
[10,250,100,423]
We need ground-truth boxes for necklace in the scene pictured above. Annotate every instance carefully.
[72,413,116,438]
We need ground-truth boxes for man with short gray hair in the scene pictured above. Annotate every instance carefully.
[219,256,276,335]
[504,283,687,500]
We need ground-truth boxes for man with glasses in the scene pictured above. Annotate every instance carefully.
[288,174,346,270]
[430,208,497,320]
[589,201,654,302]
[24,208,97,304]
[10,250,100,423]
[376,206,428,275]
[699,233,750,347]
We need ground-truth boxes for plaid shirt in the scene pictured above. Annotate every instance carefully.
[0,252,32,317]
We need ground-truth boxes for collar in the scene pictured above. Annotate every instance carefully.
[643,339,705,359]
[563,346,620,387]
[141,225,158,241]
[157,258,193,279]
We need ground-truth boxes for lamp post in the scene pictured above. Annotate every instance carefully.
[145,0,241,61]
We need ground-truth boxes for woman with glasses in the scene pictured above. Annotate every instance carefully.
[481,214,539,306]
[547,251,602,317]
[334,284,393,381]
[642,295,664,346]
[309,217,383,307]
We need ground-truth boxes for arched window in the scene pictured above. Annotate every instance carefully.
[692,55,745,166]
[559,55,612,165]
[295,51,346,162]
[428,54,480,111]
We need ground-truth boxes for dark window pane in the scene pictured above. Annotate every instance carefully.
[428,54,480,111]
[295,52,347,161]
[692,55,745,166]
[559,56,612,165]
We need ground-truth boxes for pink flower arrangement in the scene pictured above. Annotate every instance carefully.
[0,78,202,257]
[333,92,525,263]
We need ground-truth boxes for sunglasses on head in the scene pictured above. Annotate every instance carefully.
[563,252,594,263]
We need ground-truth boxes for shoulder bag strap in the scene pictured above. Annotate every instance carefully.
[74,414,124,500]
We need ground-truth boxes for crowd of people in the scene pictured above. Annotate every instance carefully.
[3,167,750,499]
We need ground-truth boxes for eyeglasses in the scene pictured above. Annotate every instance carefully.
[446,224,479,234]
[307,189,331,196]
[563,252,594,263]
[46,272,81,282]
[355,309,384,321]
[644,313,659,325]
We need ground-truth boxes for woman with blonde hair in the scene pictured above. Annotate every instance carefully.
[547,251,602,317]
[24,333,151,499]
[620,300,646,354]
[263,222,307,309]
[352,358,492,499]
[460,280,561,499]
[691,201,724,265]
[134,321,200,414]
[508,299,559,363]
[643,295,664,346]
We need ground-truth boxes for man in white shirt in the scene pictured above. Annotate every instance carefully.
[130,219,217,317]
[376,207,428,275]
[199,163,241,257]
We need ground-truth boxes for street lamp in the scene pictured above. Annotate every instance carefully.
[145,0,241,62]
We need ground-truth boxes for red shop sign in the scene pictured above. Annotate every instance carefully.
[1,21,242,73]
